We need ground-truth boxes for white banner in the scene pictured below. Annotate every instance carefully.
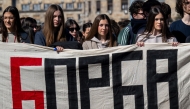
[0,43,189,109]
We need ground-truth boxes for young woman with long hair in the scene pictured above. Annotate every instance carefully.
[136,7,178,47]
[82,14,117,50]
[34,4,65,51]
[1,6,30,43]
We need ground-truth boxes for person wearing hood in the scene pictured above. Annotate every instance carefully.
[82,14,117,50]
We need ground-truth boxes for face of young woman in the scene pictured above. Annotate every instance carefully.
[183,0,190,14]
[3,12,15,31]
[83,27,91,38]
[69,24,78,38]
[98,19,109,38]
[53,10,62,28]
[154,13,164,32]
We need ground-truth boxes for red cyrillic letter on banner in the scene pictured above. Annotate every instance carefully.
[11,57,44,109]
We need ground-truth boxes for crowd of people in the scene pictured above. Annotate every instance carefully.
[1,0,190,51]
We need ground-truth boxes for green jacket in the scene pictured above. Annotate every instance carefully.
[117,23,136,45]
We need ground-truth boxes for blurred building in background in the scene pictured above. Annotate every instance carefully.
[0,0,178,26]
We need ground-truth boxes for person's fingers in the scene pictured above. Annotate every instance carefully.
[136,42,140,46]
[56,46,64,52]
[59,47,64,51]
[175,42,177,46]
[172,42,178,47]
[173,42,176,46]
[57,48,63,52]
[136,42,144,47]
[176,42,178,46]
[140,42,142,47]
[140,42,144,47]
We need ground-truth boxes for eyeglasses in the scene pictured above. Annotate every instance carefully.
[137,13,145,16]
[183,1,190,5]
[68,28,79,32]
[30,25,37,28]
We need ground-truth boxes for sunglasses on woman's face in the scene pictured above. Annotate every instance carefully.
[30,25,37,28]
[68,28,79,32]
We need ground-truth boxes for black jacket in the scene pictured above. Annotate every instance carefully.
[51,41,83,50]
[131,19,147,34]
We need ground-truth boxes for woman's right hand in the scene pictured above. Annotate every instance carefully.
[56,46,64,52]
[136,42,144,47]
[172,42,179,47]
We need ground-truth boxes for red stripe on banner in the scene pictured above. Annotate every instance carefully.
[11,57,44,109]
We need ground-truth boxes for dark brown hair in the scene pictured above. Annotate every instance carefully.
[142,7,172,42]
[143,0,161,13]
[161,2,171,19]
[176,0,186,17]
[85,14,117,47]
[82,22,92,32]
[65,19,80,30]
[43,4,65,46]
[129,0,144,18]
[2,6,23,42]
[110,19,120,39]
